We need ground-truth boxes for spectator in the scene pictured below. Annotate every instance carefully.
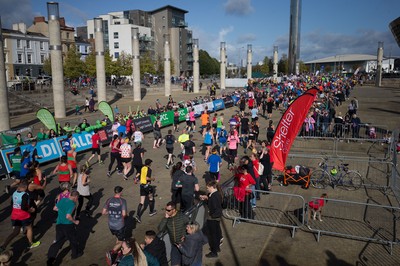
[140,230,168,266]
[176,221,208,265]
[158,201,189,266]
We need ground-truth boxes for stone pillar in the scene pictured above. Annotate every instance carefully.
[273,46,278,82]
[164,34,171,97]
[220,42,226,91]
[94,18,106,102]
[47,2,66,118]
[288,0,302,75]
[247,44,252,79]
[193,39,199,93]
[375,41,384,87]
[132,28,141,101]
[0,17,10,131]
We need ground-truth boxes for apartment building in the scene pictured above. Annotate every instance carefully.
[2,23,49,84]
[85,5,193,77]
[28,16,75,57]
[87,12,152,62]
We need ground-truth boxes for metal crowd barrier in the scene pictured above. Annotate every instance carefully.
[223,188,305,238]
[306,197,400,254]
[298,122,389,141]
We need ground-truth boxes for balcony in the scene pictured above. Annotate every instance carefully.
[139,36,153,42]
[177,21,188,28]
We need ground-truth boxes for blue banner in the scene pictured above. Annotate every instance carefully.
[213,99,225,111]
[1,131,97,174]
[231,95,240,104]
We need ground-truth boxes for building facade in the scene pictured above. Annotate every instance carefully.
[28,16,75,57]
[86,12,152,61]
[85,5,193,77]
[3,23,49,85]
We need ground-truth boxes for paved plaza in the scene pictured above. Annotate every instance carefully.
[1,84,400,265]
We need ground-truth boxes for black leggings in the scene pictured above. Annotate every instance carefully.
[76,194,93,217]
[108,152,122,172]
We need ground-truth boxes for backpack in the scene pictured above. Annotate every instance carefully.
[166,134,174,145]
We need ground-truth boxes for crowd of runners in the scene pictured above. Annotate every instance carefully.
[1,74,364,265]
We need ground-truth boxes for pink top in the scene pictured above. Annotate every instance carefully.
[228,135,239,150]
[189,111,195,122]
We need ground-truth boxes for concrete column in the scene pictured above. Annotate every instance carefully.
[220,42,226,91]
[273,46,278,82]
[47,2,66,118]
[94,18,106,102]
[375,41,384,87]
[132,28,141,101]
[247,44,252,79]
[288,0,302,75]
[193,39,199,93]
[0,17,10,131]
[164,34,171,97]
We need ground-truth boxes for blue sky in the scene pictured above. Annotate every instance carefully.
[1,0,400,63]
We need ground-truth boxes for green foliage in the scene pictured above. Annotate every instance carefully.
[140,51,156,78]
[252,56,270,76]
[278,53,288,74]
[116,51,133,76]
[83,49,96,77]
[43,55,52,76]
[63,45,85,79]
[199,50,219,76]
[104,50,116,77]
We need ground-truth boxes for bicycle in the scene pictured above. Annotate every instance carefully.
[310,158,363,191]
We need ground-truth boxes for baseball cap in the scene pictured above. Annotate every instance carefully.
[114,186,123,193]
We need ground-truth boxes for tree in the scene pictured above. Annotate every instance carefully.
[84,49,96,77]
[104,50,116,77]
[63,45,85,79]
[116,51,133,77]
[43,55,52,76]
[199,50,219,76]
[278,53,289,74]
[140,51,156,78]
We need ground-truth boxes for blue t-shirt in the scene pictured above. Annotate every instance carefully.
[207,154,222,173]
[56,198,76,225]
[117,125,127,138]
[204,132,213,145]
[20,157,31,178]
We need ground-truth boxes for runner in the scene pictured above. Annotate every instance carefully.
[103,186,127,266]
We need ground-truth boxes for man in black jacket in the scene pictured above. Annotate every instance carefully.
[200,180,223,258]
[141,230,168,266]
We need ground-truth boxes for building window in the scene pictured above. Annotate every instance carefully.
[4,52,8,63]
[40,54,45,64]
[114,52,119,59]
[17,53,23,63]
[66,32,70,39]
[114,32,119,39]
[26,40,31,49]
[114,42,119,49]
[17,39,22,48]
[115,21,120,25]
[89,34,94,39]
[40,41,44,50]
[27,54,32,64]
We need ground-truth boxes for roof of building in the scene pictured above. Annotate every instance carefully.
[149,5,188,14]
[305,54,379,64]
[1,28,47,38]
